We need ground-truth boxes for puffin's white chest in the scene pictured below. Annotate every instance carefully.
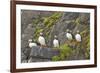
[38,36,46,45]
[29,43,37,48]
[53,39,59,47]
[66,33,73,40]
[75,34,81,42]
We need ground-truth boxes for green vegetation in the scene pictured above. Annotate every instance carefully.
[44,12,62,27]
[80,29,90,59]
[85,48,90,59]
[52,56,60,61]
[33,28,43,40]
[75,17,80,25]
[52,29,90,61]
[85,35,90,59]
[32,12,90,60]
[33,12,62,41]
[52,44,73,61]
[59,44,72,59]
[32,19,39,25]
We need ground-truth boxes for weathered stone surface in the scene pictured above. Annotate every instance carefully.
[21,11,90,62]
[30,46,60,59]
[21,46,60,63]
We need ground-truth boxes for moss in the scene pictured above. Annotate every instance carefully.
[85,35,90,59]
[87,36,90,48]
[43,12,62,27]
[33,12,62,45]
[59,44,72,58]
[34,28,43,40]
[44,18,49,25]
[80,29,90,59]
[32,19,39,25]
[52,44,73,61]
[72,17,81,25]
[52,56,60,61]
[85,48,90,59]
[59,53,65,60]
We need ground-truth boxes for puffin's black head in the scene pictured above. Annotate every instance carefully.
[54,35,58,39]
[40,32,43,36]
[70,30,72,33]
[28,39,32,43]
[66,29,70,33]
[76,30,80,34]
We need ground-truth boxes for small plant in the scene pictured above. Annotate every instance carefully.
[59,44,72,60]
[52,56,60,61]
[52,44,73,61]
[73,17,80,25]
[43,12,62,27]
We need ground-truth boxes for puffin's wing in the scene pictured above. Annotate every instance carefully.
[57,40,60,47]
[72,33,75,39]
[70,34,73,40]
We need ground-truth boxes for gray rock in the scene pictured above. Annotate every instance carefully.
[21,11,90,62]
[29,46,60,59]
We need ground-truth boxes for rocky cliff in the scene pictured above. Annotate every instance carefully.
[21,10,90,62]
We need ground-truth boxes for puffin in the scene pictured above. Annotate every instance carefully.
[75,30,82,56]
[53,35,59,48]
[38,32,46,47]
[28,39,37,48]
[28,39,37,63]
[66,29,73,41]
[66,29,74,47]
[75,30,82,42]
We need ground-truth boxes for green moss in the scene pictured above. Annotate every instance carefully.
[59,44,72,58]
[59,54,65,60]
[73,17,80,25]
[43,12,62,27]
[85,35,90,59]
[80,29,90,59]
[52,44,73,61]
[34,28,43,40]
[52,56,60,61]
[87,36,90,48]
[32,19,39,25]
[80,30,86,35]
[33,12,62,43]
[44,18,49,25]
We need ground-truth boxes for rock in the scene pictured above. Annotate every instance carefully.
[21,47,31,63]
[22,46,60,63]
[21,11,90,61]
[21,52,27,63]
[30,46,60,59]
[21,23,35,49]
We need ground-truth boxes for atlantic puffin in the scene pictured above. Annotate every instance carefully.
[75,30,82,56]
[66,29,73,41]
[38,32,46,47]
[53,35,59,48]
[28,39,37,48]
[75,30,82,42]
